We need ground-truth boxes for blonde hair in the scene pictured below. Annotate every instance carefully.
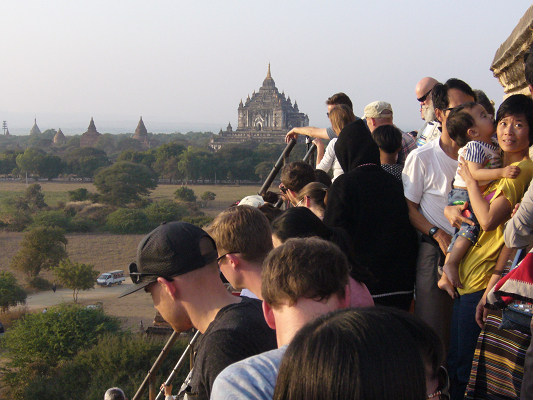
[329,105,356,135]
[297,182,329,209]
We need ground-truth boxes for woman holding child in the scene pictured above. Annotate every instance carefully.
[444,94,533,399]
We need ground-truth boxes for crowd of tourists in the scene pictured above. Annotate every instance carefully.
[110,49,533,400]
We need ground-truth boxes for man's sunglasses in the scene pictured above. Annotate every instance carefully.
[417,89,432,103]
[128,262,174,284]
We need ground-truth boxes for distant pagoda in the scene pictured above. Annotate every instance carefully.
[133,116,149,147]
[30,118,41,135]
[80,117,101,147]
[209,64,309,150]
[53,128,66,145]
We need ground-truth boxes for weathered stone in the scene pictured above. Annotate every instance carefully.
[80,117,101,147]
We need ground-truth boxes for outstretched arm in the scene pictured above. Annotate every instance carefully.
[285,126,329,143]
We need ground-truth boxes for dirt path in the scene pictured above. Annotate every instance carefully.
[24,283,157,331]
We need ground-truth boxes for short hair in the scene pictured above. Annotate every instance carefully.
[261,237,348,308]
[446,101,478,147]
[273,307,428,400]
[313,169,332,187]
[496,94,533,146]
[328,104,357,135]
[297,182,329,209]
[432,78,476,112]
[104,388,126,400]
[474,89,495,117]
[258,203,283,222]
[207,205,273,263]
[261,190,279,204]
[326,92,353,110]
[371,125,402,154]
[280,161,315,193]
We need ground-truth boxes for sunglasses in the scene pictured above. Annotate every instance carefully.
[128,262,174,285]
[417,89,432,103]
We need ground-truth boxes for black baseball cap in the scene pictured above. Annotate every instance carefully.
[119,222,218,298]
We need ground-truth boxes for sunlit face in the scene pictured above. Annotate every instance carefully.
[497,114,530,155]
[272,234,284,248]
[145,280,193,332]
[467,104,495,141]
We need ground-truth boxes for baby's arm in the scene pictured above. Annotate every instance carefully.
[468,160,520,182]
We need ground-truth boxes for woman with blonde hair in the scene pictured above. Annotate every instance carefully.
[315,104,356,181]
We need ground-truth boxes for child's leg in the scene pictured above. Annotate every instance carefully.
[438,271,458,299]
[442,236,472,288]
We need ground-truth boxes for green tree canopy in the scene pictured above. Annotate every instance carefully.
[201,191,216,202]
[11,227,68,278]
[105,208,151,234]
[94,161,158,206]
[54,260,99,303]
[174,186,197,202]
[0,272,27,313]
[144,199,186,225]
[62,147,110,178]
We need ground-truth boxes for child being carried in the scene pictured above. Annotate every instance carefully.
[438,101,520,297]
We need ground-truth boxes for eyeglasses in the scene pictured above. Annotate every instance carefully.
[296,197,305,207]
[427,366,450,400]
[217,252,240,265]
[417,89,433,103]
[128,262,174,284]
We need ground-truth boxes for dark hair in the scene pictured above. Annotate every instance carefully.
[329,104,356,135]
[432,78,476,112]
[496,94,533,146]
[261,237,348,308]
[371,124,402,154]
[313,169,332,187]
[261,190,279,204]
[280,161,315,193]
[446,101,478,147]
[104,388,126,400]
[273,307,428,400]
[258,203,283,222]
[474,89,495,117]
[271,207,371,283]
[326,92,353,110]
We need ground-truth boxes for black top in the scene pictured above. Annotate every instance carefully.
[179,296,277,400]
[324,120,418,298]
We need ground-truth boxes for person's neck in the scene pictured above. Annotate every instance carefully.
[503,150,530,166]
[186,281,241,333]
[439,128,460,160]
[240,262,263,300]
[380,151,398,165]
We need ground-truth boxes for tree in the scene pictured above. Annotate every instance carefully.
[62,147,110,178]
[105,209,151,234]
[67,187,90,201]
[0,272,27,312]
[11,227,68,278]
[16,148,46,176]
[174,186,197,202]
[201,191,216,207]
[16,183,48,212]
[94,162,158,207]
[145,199,186,226]
[54,259,99,303]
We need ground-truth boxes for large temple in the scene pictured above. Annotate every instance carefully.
[209,65,309,150]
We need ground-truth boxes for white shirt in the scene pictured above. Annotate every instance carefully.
[316,138,343,181]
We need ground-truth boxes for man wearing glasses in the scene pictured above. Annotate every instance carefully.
[119,222,277,400]
[415,77,440,147]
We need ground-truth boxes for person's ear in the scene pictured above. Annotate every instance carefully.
[158,277,178,300]
[467,127,479,138]
[340,283,351,308]
[225,253,240,271]
[305,195,311,208]
[529,84,533,96]
[435,108,445,124]
[262,301,277,330]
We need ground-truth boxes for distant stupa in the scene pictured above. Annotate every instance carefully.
[53,128,66,145]
[30,118,41,136]
[133,116,149,146]
[79,117,101,147]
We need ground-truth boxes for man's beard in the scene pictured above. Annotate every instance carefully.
[422,104,436,122]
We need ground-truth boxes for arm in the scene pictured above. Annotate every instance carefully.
[458,158,512,231]
[505,182,533,249]
[313,139,325,165]
[468,161,520,182]
[285,126,329,143]
[316,140,336,172]
[475,245,513,328]
[406,199,451,254]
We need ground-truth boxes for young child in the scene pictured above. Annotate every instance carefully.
[371,124,403,180]
[438,102,520,296]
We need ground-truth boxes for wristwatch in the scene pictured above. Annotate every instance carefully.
[428,226,439,238]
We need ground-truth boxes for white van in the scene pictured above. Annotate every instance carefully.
[97,270,125,286]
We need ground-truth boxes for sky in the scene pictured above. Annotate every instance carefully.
[1,1,533,136]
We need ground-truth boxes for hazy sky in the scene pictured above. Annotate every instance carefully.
[1,1,532,135]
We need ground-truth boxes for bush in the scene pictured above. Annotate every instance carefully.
[174,186,197,202]
[105,209,151,234]
[1,304,120,399]
[0,210,32,231]
[67,188,90,202]
[69,215,97,232]
[145,199,186,226]
[31,210,72,231]
[0,307,29,329]
[181,215,214,227]
[20,332,191,400]
[27,276,53,290]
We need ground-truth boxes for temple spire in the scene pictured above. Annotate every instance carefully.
[267,63,271,79]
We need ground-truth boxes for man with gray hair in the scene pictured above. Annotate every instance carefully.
[104,387,126,400]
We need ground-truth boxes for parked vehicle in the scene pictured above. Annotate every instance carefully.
[97,270,125,287]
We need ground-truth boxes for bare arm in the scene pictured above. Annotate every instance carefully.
[313,139,325,164]
[285,126,329,143]
[458,158,512,231]
[406,199,451,254]
[468,161,521,182]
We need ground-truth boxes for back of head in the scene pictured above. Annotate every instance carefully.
[313,169,332,187]
[329,104,357,134]
[496,94,533,146]
[271,207,332,243]
[258,203,283,222]
[280,161,316,192]
[326,92,353,110]
[334,119,380,172]
[261,237,348,308]
[273,307,427,400]
[105,388,126,400]
[474,89,495,117]
[297,182,329,209]
[371,124,402,154]
[208,205,273,263]
[432,78,476,112]
[446,101,478,147]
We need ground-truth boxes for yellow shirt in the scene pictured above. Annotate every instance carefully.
[458,159,533,295]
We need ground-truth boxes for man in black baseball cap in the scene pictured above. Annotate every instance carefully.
[120,221,276,400]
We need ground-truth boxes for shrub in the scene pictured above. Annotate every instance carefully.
[0,306,29,329]
[105,209,151,234]
[181,215,214,227]
[0,272,27,312]
[145,199,186,226]
[0,210,32,231]
[67,188,90,202]
[31,210,72,231]
[174,186,197,202]
[27,276,53,291]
